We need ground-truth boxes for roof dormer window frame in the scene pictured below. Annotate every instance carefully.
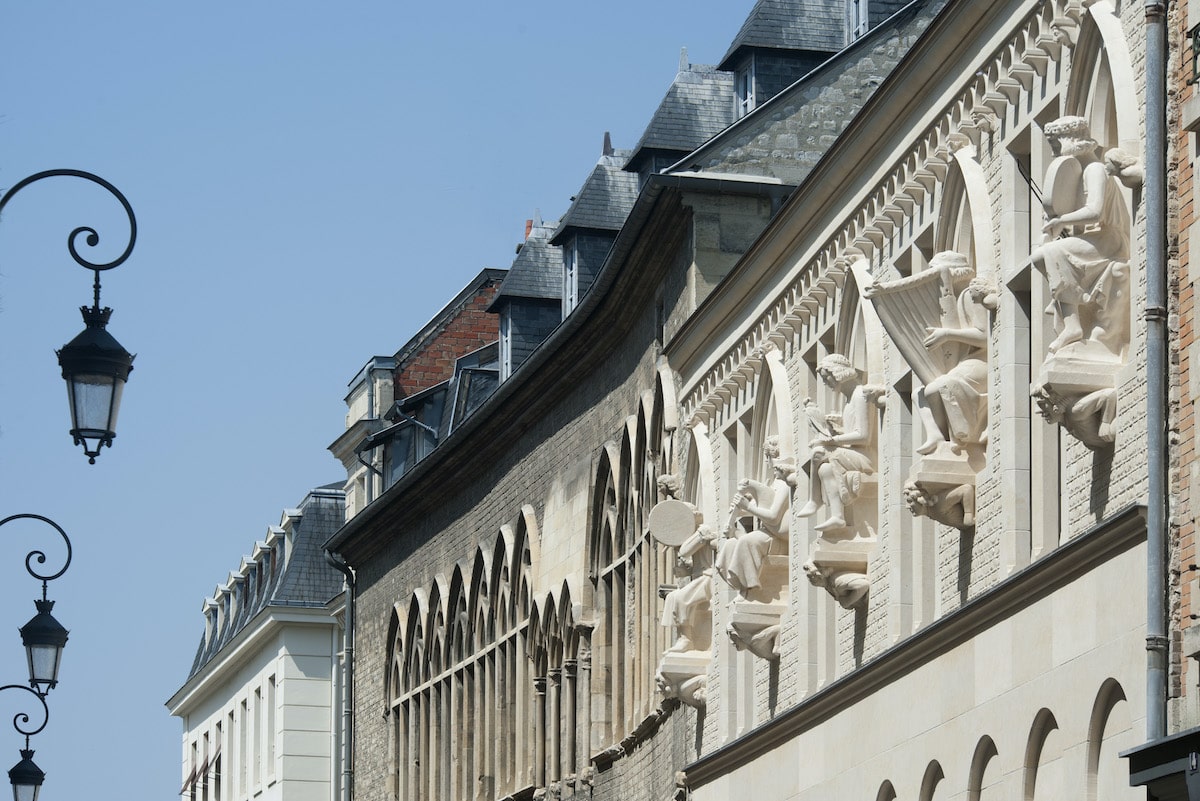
[499,309,513,381]
[563,237,579,314]
[736,54,756,118]
[848,0,870,41]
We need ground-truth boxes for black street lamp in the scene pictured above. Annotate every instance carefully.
[0,515,72,800]
[0,170,137,463]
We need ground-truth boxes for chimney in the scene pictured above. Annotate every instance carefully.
[679,46,689,72]
[602,131,614,157]
[524,219,533,240]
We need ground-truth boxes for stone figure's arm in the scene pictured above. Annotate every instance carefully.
[742,478,791,536]
[827,388,870,447]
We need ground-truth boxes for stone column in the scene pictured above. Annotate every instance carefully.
[533,676,547,789]
[548,668,562,783]
[576,625,594,781]
[563,659,578,780]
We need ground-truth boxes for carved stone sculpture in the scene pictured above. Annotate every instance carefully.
[796,355,880,534]
[1033,116,1130,356]
[865,251,994,455]
[802,560,870,610]
[714,436,796,662]
[714,438,796,593]
[649,476,715,707]
[903,479,975,529]
[862,252,993,532]
[1029,115,1131,447]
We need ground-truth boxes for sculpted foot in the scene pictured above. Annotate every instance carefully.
[916,437,940,455]
[797,501,819,517]
[814,516,847,532]
[1048,325,1083,354]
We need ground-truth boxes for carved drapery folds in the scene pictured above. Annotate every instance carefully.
[864,252,996,531]
[1030,115,1131,448]
[648,475,714,707]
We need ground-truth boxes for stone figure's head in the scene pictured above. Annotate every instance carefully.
[762,435,781,460]
[657,473,682,499]
[816,354,857,388]
[1044,116,1098,158]
[930,250,973,284]
[802,560,826,587]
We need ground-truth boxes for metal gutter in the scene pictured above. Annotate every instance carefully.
[1145,0,1169,743]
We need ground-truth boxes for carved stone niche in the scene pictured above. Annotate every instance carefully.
[648,479,714,707]
[1029,116,1132,448]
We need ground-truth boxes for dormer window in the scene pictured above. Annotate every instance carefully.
[848,0,869,40]
[499,309,513,380]
[563,239,579,314]
[736,62,755,117]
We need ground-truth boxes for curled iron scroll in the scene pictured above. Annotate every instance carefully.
[0,515,72,586]
[0,169,137,273]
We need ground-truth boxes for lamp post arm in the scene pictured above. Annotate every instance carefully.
[0,516,72,598]
[0,685,48,743]
[0,169,137,308]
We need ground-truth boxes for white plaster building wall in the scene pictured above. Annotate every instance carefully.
[693,539,1147,801]
[174,622,340,801]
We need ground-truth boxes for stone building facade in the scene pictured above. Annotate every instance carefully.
[324,0,1186,800]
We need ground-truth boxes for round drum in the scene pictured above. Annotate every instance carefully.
[647,499,696,547]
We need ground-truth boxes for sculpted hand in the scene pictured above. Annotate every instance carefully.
[923,326,949,347]
[1043,217,1064,238]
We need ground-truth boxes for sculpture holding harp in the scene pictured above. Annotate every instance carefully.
[862,251,996,530]
[1028,115,1132,448]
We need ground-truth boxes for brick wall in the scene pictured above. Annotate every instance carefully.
[394,278,502,398]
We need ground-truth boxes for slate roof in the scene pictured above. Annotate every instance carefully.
[186,485,346,679]
[490,218,564,306]
[719,0,846,66]
[628,65,735,165]
[682,0,946,185]
[551,151,639,242]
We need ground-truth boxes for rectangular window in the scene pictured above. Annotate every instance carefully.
[563,240,579,313]
[736,59,755,117]
[202,732,210,801]
[253,687,262,787]
[499,311,513,380]
[214,721,223,801]
[239,700,247,794]
[266,676,276,781]
[190,740,199,801]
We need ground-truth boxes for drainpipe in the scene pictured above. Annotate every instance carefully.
[1144,0,1169,743]
[326,549,356,801]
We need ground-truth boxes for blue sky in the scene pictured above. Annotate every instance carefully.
[0,2,753,797]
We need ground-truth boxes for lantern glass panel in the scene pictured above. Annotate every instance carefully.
[25,643,61,692]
